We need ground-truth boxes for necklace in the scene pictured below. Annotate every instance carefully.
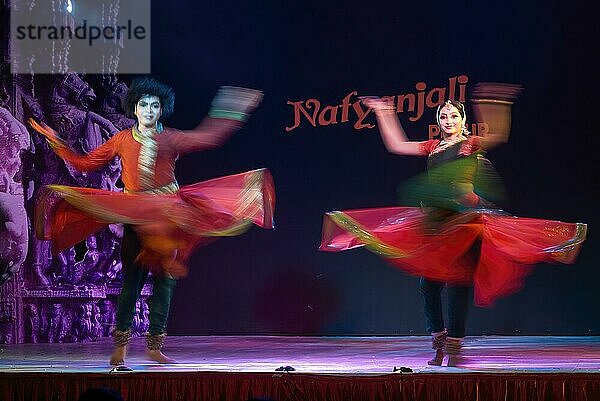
[431,134,467,154]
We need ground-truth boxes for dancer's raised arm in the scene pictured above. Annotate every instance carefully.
[363,97,430,156]
[470,83,522,150]
[167,86,263,153]
[29,119,119,172]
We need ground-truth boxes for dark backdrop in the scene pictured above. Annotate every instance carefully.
[145,1,598,335]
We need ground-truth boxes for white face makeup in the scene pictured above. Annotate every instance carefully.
[438,104,464,137]
[134,95,162,130]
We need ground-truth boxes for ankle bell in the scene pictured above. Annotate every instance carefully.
[431,330,447,350]
[146,332,167,351]
[445,336,463,355]
[112,329,132,347]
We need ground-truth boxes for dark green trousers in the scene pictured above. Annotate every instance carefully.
[115,225,177,335]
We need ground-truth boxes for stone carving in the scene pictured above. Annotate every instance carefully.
[132,299,150,336]
[0,327,13,344]
[55,247,77,286]
[74,226,124,285]
[73,302,94,342]
[73,236,103,284]
[47,303,67,343]
[99,299,116,337]
[132,300,142,336]
[97,75,135,131]
[45,72,119,187]
[0,69,148,344]
[139,300,150,334]
[1,0,148,345]
[91,302,103,340]
[24,303,40,343]
[0,107,31,285]
[17,76,57,287]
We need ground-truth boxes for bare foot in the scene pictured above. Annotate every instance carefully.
[110,345,127,366]
[427,349,444,366]
[446,355,464,367]
[147,349,176,364]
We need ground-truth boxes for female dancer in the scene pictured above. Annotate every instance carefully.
[320,86,586,366]
[31,77,275,365]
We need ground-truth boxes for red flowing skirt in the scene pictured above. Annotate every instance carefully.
[319,207,586,306]
[36,168,275,277]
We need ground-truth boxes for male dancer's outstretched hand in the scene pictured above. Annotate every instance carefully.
[28,119,66,150]
[211,86,264,119]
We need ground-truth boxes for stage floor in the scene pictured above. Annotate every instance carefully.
[1,335,599,374]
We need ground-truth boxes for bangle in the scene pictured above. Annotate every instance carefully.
[209,109,248,122]
[471,98,513,105]
[375,106,396,114]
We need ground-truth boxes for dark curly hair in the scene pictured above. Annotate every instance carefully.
[122,77,175,119]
